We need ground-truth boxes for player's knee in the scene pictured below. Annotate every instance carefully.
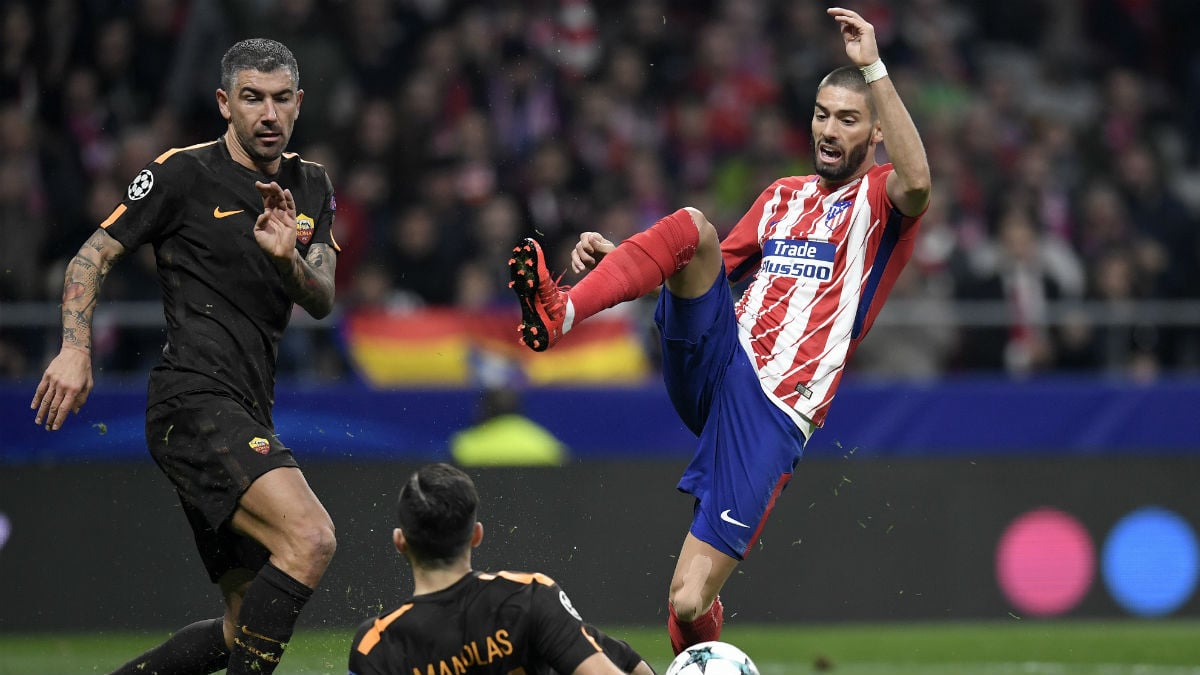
[308,521,337,568]
[287,518,337,572]
[668,577,704,623]
[680,206,720,252]
[669,594,703,623]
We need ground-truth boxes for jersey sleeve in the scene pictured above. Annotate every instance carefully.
[311,171,340,252]
[869,163,923,239]
[581,625,644,673]
[528,579,606,674]
[99,155,183,251]
[721,181,781,283]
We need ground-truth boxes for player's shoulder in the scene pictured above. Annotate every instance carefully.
[350,602,417,654]
[862,163,895,198]
[281,150,332,182]
[119,140,221,200]
[141,140,223,182]
[479,570,559,588]
[151,139,223,170]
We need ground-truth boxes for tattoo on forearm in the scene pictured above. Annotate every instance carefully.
[64,281,86,302]
[278,243,336,316]
[61,232,125,352]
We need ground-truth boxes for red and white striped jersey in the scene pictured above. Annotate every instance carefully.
[721,163,923,433]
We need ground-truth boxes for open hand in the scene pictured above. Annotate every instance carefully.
[827,7,880,67]
[31,347,93,430]
[253,180,298,260]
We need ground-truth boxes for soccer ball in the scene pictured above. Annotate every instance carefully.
[665,641,759,675]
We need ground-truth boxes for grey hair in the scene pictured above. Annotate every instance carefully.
[220,38,299,92]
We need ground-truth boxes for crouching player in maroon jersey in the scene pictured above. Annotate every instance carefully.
[507,8,931,654]
[348,463,654,675]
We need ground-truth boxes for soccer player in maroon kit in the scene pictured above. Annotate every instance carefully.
[509,8,931,654]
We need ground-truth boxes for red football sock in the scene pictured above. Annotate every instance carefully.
[569,209,699,322]
[667,596,724,655]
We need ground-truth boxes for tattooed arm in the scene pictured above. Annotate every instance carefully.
[253,180,337,318]
[275,242,337,319]
[31,228,127,430]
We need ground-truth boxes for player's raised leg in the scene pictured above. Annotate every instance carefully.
[224,467,336,675]
[508,207,720,351]
[667,533,739,654]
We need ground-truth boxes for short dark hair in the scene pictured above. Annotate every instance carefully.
[396,463,479,567]
[220,38,299,92]
[817,65,876,119]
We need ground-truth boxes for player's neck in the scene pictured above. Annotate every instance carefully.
[411,562,473,596]
[223,129,281,175]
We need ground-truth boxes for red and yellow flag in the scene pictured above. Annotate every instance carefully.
[342,309,650,386]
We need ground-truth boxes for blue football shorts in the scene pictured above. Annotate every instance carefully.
[654,267,808,560]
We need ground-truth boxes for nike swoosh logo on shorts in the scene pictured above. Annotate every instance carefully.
[213,207,244,219]
[720,509,751,528]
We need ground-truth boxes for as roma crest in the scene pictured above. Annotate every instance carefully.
[295,213,315,245]
[248,437,271,454]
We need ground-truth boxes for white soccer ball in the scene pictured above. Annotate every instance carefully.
[665,641,759,675]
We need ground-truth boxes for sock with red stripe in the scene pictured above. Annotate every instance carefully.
[667,595,724,655]
[569,208,699,322]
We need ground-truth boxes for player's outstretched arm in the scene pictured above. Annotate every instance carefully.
[253,180,337,318]
[32,228,127,430]
[828,7,931,217]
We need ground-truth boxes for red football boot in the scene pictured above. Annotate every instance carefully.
[508,238,572,351]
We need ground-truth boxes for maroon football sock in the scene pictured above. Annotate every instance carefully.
[569,209,699,322]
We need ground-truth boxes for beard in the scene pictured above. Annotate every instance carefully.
[234,124,288,165]
[814,139,871,184]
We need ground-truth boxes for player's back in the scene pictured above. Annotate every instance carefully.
[349,570,596,675]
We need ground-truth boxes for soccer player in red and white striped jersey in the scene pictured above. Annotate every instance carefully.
[509,7,930,655]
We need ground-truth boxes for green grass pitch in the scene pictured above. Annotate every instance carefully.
[3,620,1200,674]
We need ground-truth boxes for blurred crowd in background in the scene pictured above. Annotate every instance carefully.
[2,0,1199,382]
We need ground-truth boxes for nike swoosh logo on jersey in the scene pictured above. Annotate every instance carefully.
[213,207,244,219]
[720,509,751,528]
